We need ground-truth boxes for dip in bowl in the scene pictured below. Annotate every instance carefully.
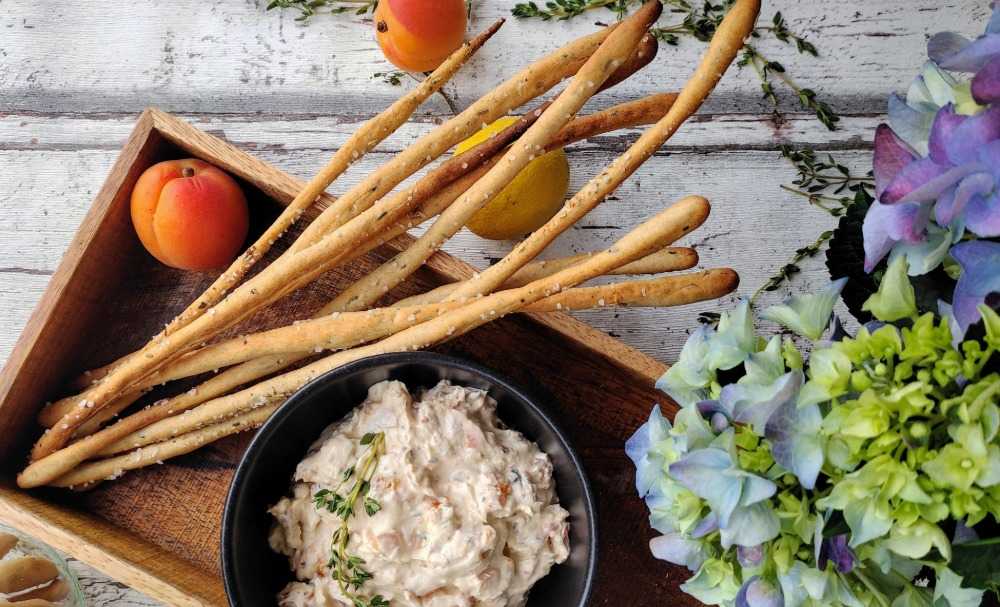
[222,352,596,607]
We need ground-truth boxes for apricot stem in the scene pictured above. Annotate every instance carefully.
[181,167,195,178]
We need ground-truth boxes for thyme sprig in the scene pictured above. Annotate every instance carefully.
[313,431,388,607]
[266,0,377,22]
[779,146,874,217]
[512,2,835,128]
[752,230,833,301]
[512,0,632,20]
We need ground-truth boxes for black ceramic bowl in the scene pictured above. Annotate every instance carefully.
[222,352,596,607]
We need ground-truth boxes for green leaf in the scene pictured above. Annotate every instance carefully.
[364,496,381,516]
[950,536,1000,595]
[360,432,377,445]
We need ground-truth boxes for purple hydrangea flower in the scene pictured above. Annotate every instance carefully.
[817,534,856,573]
[862,5,1000,332]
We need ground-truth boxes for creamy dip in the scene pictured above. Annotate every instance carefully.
[269,380,571,607]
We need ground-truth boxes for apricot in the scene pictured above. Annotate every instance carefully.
[131,159,249,271]
[374,0,467,72]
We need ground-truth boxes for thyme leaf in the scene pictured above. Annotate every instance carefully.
[266,0,378,22]
[313,431,387,607]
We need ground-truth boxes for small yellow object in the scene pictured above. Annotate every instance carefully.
[455,116,570,240]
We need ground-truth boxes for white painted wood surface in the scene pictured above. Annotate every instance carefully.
[0,1,987,604]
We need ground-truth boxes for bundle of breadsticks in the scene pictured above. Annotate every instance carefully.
[18,0,761,490]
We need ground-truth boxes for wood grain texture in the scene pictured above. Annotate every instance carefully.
[0,0,986,604]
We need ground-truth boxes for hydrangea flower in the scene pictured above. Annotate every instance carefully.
[627,274,999,605]
[861,4,1000,335]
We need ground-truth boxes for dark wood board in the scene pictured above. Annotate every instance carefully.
[0,110,687,606]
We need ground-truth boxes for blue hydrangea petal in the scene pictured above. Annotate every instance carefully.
[719,502,781,549]
[649,533,708,571]
[656,326,713,406]
[765,399,824,490]
[934,171,994,225]
[669,448,743,525]
[973,55,1000,103]
[737,544,765,568]
[862,200,930,272]
[989,4,1000,34]
[730,370,803,435]
[761,278,846,340]
[945,104,1000,165]
[951,240,1000,333]
[881,158,952,204]
[735,576,784,607]
[929,31,1000,72]
[896,162,983,204]
[691,512,719,538]
[887,93,933,154]
[965,191,1000,237]
[704,299,755,371]
[887,223,952,276]
[928,104,967,164]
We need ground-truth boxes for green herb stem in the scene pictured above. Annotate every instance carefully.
[314,431,387,607]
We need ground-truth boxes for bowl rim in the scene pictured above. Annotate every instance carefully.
[221,350,598,607]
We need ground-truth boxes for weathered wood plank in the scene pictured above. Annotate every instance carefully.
[0,1,987,115]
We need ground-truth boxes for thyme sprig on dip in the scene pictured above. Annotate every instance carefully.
[313,431,388,607]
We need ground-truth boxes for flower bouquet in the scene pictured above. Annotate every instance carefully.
[627,259,1000,605]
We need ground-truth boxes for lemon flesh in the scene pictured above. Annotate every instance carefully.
[455,116,570,241]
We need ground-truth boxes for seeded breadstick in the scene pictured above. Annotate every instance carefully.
[30,9,666,460]
[67,33,660,395]
[29,19,649,462]
[93,268,735,457]
[85,266,731,453]
[43,196,711,488]
[70,21,502,395]
[394,246,697,307]
[40,92,678,434]
[50,403,281,489]
[327,0,663,313]
[447,0,761,302]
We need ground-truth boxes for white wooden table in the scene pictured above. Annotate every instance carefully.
[0,1,987,604]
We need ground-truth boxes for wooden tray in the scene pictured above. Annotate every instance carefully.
[0,109,687,606]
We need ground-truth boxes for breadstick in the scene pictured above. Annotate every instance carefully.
[39,90,679,436]
[50,402,281,489]
[447,0,761,302]
[44,196,710,487]
[68,33,660,394]
[88,265,731,439]
[70,21,501,394]
[394,246,696,307]
[32,17,661,457]
[289,26,622,252]
[30,12,666,460]
[329,0,664,313]
[0,557,58,594]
